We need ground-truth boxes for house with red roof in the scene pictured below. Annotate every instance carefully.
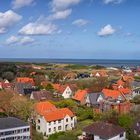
[72,89,88,105]
[53,84,75,99]
[16,77,35,86]
[34,101,76,138]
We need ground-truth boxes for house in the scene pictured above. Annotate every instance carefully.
[132,117,140,137]
[79,122,126,140]
[0,117,31,140]
[131,81,140,89]
[0,79,13,89]
[99,100,134,114]
[54,84,74,99]
[30,90,62,101]
[16,77,35,86]
[85,92,104,107]
[15,83,33,94]
[91,70,108,77]
[132,88,140,97]
[102,89,123,101]
[34,101,76,138]
[72,89,88,105]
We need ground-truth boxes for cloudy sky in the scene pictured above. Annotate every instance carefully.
[0,0,140,59]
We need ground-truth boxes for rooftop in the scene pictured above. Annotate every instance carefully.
[0,117,29,130]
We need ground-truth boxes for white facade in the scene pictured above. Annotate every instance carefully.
[81,132,126,140]
[132,90,140,98]
[55,86,73,99]
[0,126,30,140]
[36,114,76,138]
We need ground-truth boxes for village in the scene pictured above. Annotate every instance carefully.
[0,63,140,140]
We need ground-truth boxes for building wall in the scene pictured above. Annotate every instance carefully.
[62,86,72,99]
[36,115,76,138]
[93,132,126,140]
[0,126,30,140]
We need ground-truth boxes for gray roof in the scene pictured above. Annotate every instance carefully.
[87,92,104,105]
[0,117,29,130]
[131,81,140,88]
[15,83,32,94]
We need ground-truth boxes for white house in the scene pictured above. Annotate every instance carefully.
[55,85,73,99]
[79,122,126,140]
[0,117,31,140]
[35,101,77,139]
[132,88,140,98]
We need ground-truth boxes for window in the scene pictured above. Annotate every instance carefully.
[54,121,56,124]
[58,126,61,130]
[49,122,51,125]
[54,127,56,131]
[37,126,40,130]
[71,117,73,121]
[38,119,40,123]
[49,128,51,133]
[66,118,68,122]
[58,120,61,123]
[120,133,124,137]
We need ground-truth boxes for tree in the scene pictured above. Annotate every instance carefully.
[2,71,15,81]
[118,114,133,129]
[132,95,140,104]
[45,83,54,92]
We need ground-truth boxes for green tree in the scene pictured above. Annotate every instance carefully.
[118,114,133,129]
[132,95,140,104]
[45,83,54,92]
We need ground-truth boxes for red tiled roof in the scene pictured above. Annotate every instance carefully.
[35,101,74,122]
[35,101,57,116]
[102,89,121,100]
[118,88,131,95]
[72,89,87,101]
[44,108,74,122]
[16,77,34,85]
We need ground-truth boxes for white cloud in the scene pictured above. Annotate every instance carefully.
[103,0,124,4]
[51,0,81,12]
[97,24,116,37]
[48,9,72,20]
[6,36,34,46]
[72,19,89,27]
[19,22,57,35]
[0,10,22,34]
[12,0,34,9]
[6,36,19,44]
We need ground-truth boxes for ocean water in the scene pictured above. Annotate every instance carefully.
[0,58,140,67]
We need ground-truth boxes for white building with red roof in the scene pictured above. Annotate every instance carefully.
[34,101,77,138]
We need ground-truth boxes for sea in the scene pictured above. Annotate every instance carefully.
[0,58,140,67]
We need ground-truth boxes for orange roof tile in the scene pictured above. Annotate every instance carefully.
[118,88,131,95]
[44,108,74,122]
[51,84,60,91]
[16,77,34,85]
[117,79,125,86]
[72,89,87,101]
[102,89,121,100]
[35,101,57,116]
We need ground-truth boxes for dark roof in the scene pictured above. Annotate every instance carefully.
[83,122,125,139]
[0,117,29,130]
[87,92,104,105]
[15,83,32,94]
[132,117,140,135]
[133,88,140,92]
[31,90,62,101]
[131,81,140,88]
[32,91,51,100]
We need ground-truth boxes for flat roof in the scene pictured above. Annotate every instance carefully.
[0,117,29,130]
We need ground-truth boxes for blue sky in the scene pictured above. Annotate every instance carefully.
[0,0,140,59]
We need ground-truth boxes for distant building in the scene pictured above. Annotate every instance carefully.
[72,89,88,105]
[132,117,140,137]
[85,92,104,107]
[132,88,140,98]
[34,101,77,138]
[79,122,126,140]
[0,117,31,140]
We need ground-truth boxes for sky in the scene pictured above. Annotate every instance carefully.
[0,0,140,59]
